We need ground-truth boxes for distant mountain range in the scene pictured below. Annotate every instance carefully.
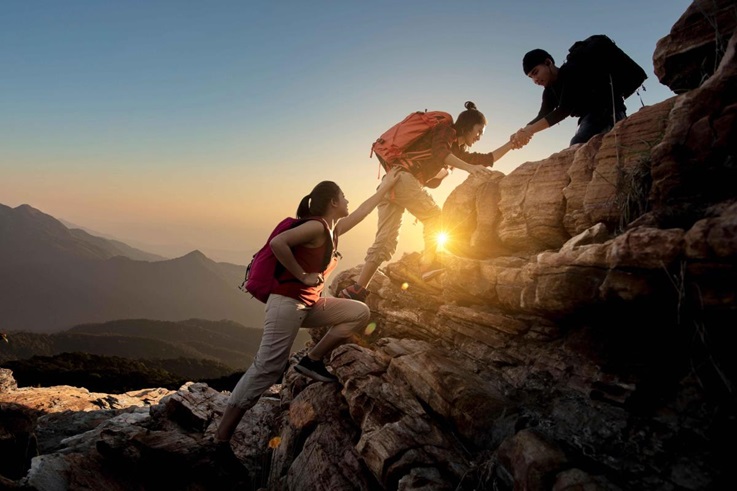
[0,203,265,332]
[0,318,307,393]
[0,318,309,372]
[57,218,248,264]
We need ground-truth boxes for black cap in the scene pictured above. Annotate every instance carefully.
[523,49,554,75]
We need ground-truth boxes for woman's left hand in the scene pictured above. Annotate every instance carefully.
[468,165,493,178]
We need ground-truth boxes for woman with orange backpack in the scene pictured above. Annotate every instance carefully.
[214,168,400,447]
[338,101,517,301]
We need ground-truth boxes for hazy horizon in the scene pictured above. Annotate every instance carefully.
[1,1,692,273]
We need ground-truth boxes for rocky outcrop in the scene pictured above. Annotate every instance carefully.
[0,369,175,486]
[651,27,737,213]
[653,0,737,93]
[1,2,736,490]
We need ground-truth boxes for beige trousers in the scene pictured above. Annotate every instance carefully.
[364,171,441,265]
[227,294,369,409]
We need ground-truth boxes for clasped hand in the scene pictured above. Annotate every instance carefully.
[510,128,532,149]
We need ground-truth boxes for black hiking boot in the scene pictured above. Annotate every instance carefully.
[295,356,338,383]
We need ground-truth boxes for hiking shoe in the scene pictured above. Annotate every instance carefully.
[295,356,338,383]
[336,283,369,302]
[420,261,445,282]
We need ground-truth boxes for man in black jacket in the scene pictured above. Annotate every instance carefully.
[511,47,627,148]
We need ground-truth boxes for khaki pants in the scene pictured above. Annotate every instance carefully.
[364,171,441,265]
[227,294,369,409]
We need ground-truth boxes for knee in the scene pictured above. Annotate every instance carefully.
[570,135,584,145]
[251,356,288,381]
[348,304,371,333]
[570,131,591,146]
[366,242,397,264]
[357,303,370,324]
[423,210,441,228]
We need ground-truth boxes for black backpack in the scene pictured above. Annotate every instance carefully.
[565,35,647,100]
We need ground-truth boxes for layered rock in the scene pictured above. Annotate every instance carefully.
[1,3,736,491]
[653,0,737,93]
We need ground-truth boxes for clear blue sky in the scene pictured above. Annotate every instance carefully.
[1,0,692,268]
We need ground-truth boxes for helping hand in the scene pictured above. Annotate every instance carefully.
[510,128,532,149]
[379,167,402,191]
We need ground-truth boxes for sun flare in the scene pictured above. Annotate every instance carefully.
[436,232,449,250]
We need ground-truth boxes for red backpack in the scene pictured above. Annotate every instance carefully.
[370,110,453,176]
[239,217,331,303]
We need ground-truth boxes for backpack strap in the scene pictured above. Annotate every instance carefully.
[310,217,338,269]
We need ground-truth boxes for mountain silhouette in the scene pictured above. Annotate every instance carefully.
[0,203,265,332]
[0,318,315,382]
[67,227,167,262]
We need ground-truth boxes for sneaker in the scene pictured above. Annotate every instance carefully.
[420,261,445,282]
[295,356,338,383]
[336,283,369,302]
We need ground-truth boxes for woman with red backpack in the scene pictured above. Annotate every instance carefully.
[214,168,400,446]
[338,101,517,301]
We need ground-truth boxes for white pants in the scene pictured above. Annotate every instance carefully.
[227,294,370,409]
[364,171,441,264]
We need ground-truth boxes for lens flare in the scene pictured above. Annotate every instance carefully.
[436,232,449,249]
[401,282,409,291]
[364,322,377,335]
[269,436,282,449]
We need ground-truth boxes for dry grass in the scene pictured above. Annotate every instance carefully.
[615,154,652,233]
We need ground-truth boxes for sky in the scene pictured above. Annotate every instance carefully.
[1,0,693,273]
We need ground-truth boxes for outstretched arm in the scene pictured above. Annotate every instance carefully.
[444,153,494,177]
[511,117,550,146]
[491,140,515,161]
[335,167,401,236]
[444,138,516,175]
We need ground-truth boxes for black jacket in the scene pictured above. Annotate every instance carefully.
[529,62,626,127]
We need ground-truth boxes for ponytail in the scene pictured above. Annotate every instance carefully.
[296,195,312,219]
[296,181,341,218]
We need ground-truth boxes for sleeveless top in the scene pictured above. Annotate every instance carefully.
[271,219,339,306]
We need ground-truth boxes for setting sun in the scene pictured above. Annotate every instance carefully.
[436,232,449,250]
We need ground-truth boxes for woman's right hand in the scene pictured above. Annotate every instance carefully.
[378,167,401,192]
[301,272,324,286]
[467,165,493,178]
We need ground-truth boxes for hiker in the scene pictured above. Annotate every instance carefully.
[215,169,400,445]
[337,101,516,302]
[512,36,645,148]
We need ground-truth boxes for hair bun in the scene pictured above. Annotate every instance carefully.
[464,101,477,111]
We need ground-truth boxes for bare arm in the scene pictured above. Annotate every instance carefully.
[491,140,514,162]
[444,153,493,177]
[335,167,401,236]
[269,220,326,286]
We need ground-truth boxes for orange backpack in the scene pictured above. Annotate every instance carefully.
[370,110,453,176]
